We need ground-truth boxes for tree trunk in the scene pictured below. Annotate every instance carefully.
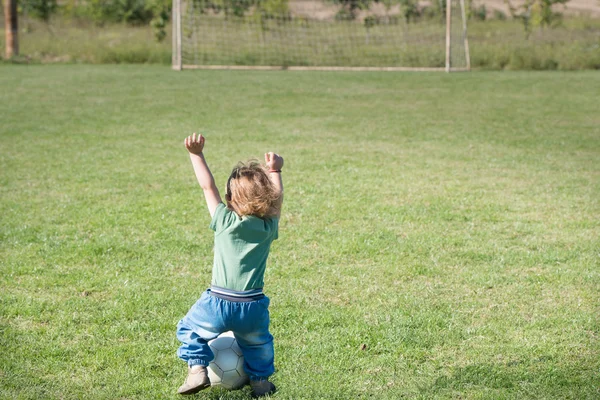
[4,0,19,58]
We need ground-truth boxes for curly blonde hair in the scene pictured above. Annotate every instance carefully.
[226,160,281,218]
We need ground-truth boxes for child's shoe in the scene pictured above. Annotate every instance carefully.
[250,378,276,398]
[177,365,210,395]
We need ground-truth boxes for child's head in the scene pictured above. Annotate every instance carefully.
[225,160,280,218]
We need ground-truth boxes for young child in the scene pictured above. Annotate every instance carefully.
[176,133,283,398]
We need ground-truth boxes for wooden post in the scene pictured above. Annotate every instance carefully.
[172,0,183,70]
[445,0,451,72]
[172,0,177,68]
[459,0,471,71]
[4,0,19,58]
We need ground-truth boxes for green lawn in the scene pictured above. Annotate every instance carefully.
[0,65,599,399]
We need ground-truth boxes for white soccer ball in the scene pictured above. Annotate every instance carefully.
[207,331,249,390]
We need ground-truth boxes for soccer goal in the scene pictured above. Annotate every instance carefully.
[172,0,470,72]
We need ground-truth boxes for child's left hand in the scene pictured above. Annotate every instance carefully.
[184,133,205,155]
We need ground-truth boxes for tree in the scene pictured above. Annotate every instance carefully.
[4,0,18,58]
[505,0,569,37]
[332,0,382,20]
[149,0,172,42]
[194,0,257,18]
[398,0,419,23]
[21,0,58,22]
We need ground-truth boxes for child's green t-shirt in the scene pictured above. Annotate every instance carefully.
[209,202,278,291]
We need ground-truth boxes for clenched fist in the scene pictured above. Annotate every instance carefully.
[264,152,284,172]
[184,133,205,155]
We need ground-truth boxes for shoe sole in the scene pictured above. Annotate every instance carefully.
[178,382,211,395]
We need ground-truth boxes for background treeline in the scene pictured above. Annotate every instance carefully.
[12,0,587,44]
[13,0,573,31]
[16,0,172,40]
[19,0,170,25]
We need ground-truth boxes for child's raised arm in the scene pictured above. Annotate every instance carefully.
[265,152,284,218]
[184,133,222,217]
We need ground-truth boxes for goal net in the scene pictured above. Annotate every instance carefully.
[172,0,469,71]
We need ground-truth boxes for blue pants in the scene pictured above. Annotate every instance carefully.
[176,291,274,380]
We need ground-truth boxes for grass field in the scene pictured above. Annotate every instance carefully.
[1,66,599,399]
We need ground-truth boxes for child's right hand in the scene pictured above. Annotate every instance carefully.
[265,152,284,171]
[184,133,205,155]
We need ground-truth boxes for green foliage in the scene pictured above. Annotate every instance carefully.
[221,0,255,17]
[20,0,58,22]
[42,0,172,41]
[192,0,290,18]
[193,0,255,17]
[150,12,168,42]
[335,7,355,20]
[149,0,171,41]
[467,18,600,70]
[505,0,569,37]
[468,1,487,21]
[364,15,377,28]
[399,0,420,23]
[24,0,171,32]
[493,9,507,20]
[257,0,290,18]
[254,0,291,34]
[84,0,154,25]
[331,0,426,23]
[432,0,446,19]
[333,0,381,20]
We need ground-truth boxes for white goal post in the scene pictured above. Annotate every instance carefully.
[172,0,470,72]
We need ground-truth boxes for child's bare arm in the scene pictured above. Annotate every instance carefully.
[265,152,284,217]
[184,133,222,217]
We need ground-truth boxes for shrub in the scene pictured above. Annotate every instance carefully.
[472,4,487,21]
[84,0,154,25]
[21,0,58,22]
[493,10,507,20]
[399,0,420,23]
